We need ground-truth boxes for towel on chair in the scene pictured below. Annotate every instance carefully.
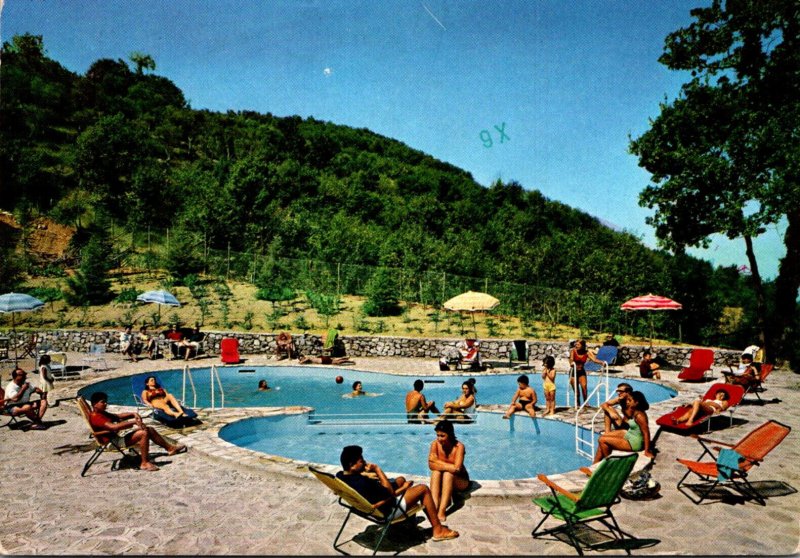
[717,448,743,481]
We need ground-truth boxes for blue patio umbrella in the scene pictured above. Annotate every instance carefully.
[136,290,181,322]
[0,292,45,364]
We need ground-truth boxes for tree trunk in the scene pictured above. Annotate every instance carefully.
[743,234,770,360]
[772,209,800,365]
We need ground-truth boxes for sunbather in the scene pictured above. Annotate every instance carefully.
[593,391,653,464]
[440,382,476,422]
[673,389,730,426]
[141,376,187,418]
[88,391,186,472]
[600,382,633,433]
[298,355,353,365]
[428,420,470,523]
[336,445,459,542]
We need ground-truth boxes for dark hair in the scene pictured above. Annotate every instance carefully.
[741,353,753,361]
[352,381,361,391]
[466,378,476,387]
[714,389,730,401]
[642,350,652,357]
[90,391,108,405]
[542,356,555,368]
[414,379,424,391]
[340,445,363,469]
[39,354,51,366]
[11,368,26,379]
[258,379,268,389]
[434,419,456,442]
[461,381,475,396]
[617,382,633,393]
[517,374,530,386]
[145,376,160,388]
[630,391,650,411]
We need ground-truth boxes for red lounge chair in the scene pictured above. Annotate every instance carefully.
[656,383,745,433]
[677,348,715,381]
[676,420,791,505]
[220,337,241,364]
[457,339,481,370]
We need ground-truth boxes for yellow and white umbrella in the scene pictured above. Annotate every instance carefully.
[443,291,500,334]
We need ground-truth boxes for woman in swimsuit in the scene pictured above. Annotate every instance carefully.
[441,382,476,422]
[569,339,605,409]
[673,389,730,426]
[141,376,186,418]
[593,391,653,464]
[503,374,538,418]
[428,419,470,524]
[541,356,557,416]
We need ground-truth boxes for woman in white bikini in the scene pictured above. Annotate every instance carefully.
[674,389,730,426]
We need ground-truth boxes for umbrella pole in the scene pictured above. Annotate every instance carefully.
[12,312,17,366]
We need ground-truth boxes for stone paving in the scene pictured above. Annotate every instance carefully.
[1,352,798,555]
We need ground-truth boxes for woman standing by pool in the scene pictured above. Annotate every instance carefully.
[428,420,469,524]
[569,339,605,409]
[593,391,654,464]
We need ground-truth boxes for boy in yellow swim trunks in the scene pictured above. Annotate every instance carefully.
[541,356,557,415]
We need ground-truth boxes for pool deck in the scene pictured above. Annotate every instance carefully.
[1,353,798,555]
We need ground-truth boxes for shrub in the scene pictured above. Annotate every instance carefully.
[115,287,141,304]
[362,268,400,317]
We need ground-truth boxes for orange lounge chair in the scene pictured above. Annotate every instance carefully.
[457,339,481,370]
[676,419,791,505]
[677,348,715,381]
[220,337,241,364]
[655,383,745,433]
[723,363,774,401]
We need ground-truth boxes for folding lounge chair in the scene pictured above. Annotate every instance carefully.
[131,373,198,428]
[584,345,618,373]
[677,348,715,381]
[457,339,481,371]
[532,453,638,555]
[676,419,791,505]
[509,339,531,369]
[75,395,139,476]
[655,383,745,433]
[84,343,110,371]
[723,363,774,401]
[220,337,241,364]
[308,466,424,555]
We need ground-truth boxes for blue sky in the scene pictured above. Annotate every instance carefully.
[1,0,786,279]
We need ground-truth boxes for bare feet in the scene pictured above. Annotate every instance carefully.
[168,444,187,456]
[140,462,160,472]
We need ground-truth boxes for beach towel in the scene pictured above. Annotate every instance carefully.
[717,448,743,481]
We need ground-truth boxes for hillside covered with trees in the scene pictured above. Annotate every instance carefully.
[0,33,767,352]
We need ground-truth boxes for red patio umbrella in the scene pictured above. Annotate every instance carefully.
[620,294,682,346]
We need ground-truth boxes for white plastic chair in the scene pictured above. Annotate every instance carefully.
[84,343,110,371]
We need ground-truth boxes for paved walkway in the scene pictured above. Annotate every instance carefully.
[1,353,798,555]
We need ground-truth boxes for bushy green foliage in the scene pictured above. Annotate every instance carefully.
[363,268,401,317]
[25,286,62,303]
[65,234,113,305]
[114,287,140,304]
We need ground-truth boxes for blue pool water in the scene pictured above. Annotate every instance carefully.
[81,366,676,479]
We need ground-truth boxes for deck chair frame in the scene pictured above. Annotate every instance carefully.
[677,348,715,381]
[676,419,791,506]
[532,453,638,556]
[84,343,110,371]
[722,363,774,401]
[585,345,618,373]
[76,396,138,477]
[309,466,423,555]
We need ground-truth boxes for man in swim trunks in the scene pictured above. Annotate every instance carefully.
[600,383,633,433]
[405,379,439,423]
[336,445,458,542]
[4,368,48,429]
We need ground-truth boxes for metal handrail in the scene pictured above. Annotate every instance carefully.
[573,360,611,460]
[181,364,197,408]
[210,364,225,409]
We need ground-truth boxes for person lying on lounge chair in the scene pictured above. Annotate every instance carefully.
[141,376,190,419]
[673,389,730,426]
[298,355,354,365]
[336,445,459,542]
[4,368,48,429]
[89,391,186,472]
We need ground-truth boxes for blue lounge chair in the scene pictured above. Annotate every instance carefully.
[131,373,198,428]
[585,345,618,373]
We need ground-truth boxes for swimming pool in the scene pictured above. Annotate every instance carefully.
[81,365,676,413]
[81,366,675,479]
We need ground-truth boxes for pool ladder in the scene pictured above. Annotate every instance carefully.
[566,362,611,460]
[180,364,225,410]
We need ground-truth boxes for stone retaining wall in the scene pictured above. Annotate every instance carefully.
[27,329,741,367]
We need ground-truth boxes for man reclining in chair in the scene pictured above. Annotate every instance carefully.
[88,391,187,472]
[337,445,459,542]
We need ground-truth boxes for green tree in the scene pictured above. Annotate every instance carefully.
[629,0,800,363]
[363,268,401,317]
[129,51,155,75]
[65,234,113,305]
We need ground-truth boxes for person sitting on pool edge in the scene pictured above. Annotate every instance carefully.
[89,391,187,472]
[503,374,537,419]
[599,382,633,433]
[405,379,440,423]
[336,445,459,542]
